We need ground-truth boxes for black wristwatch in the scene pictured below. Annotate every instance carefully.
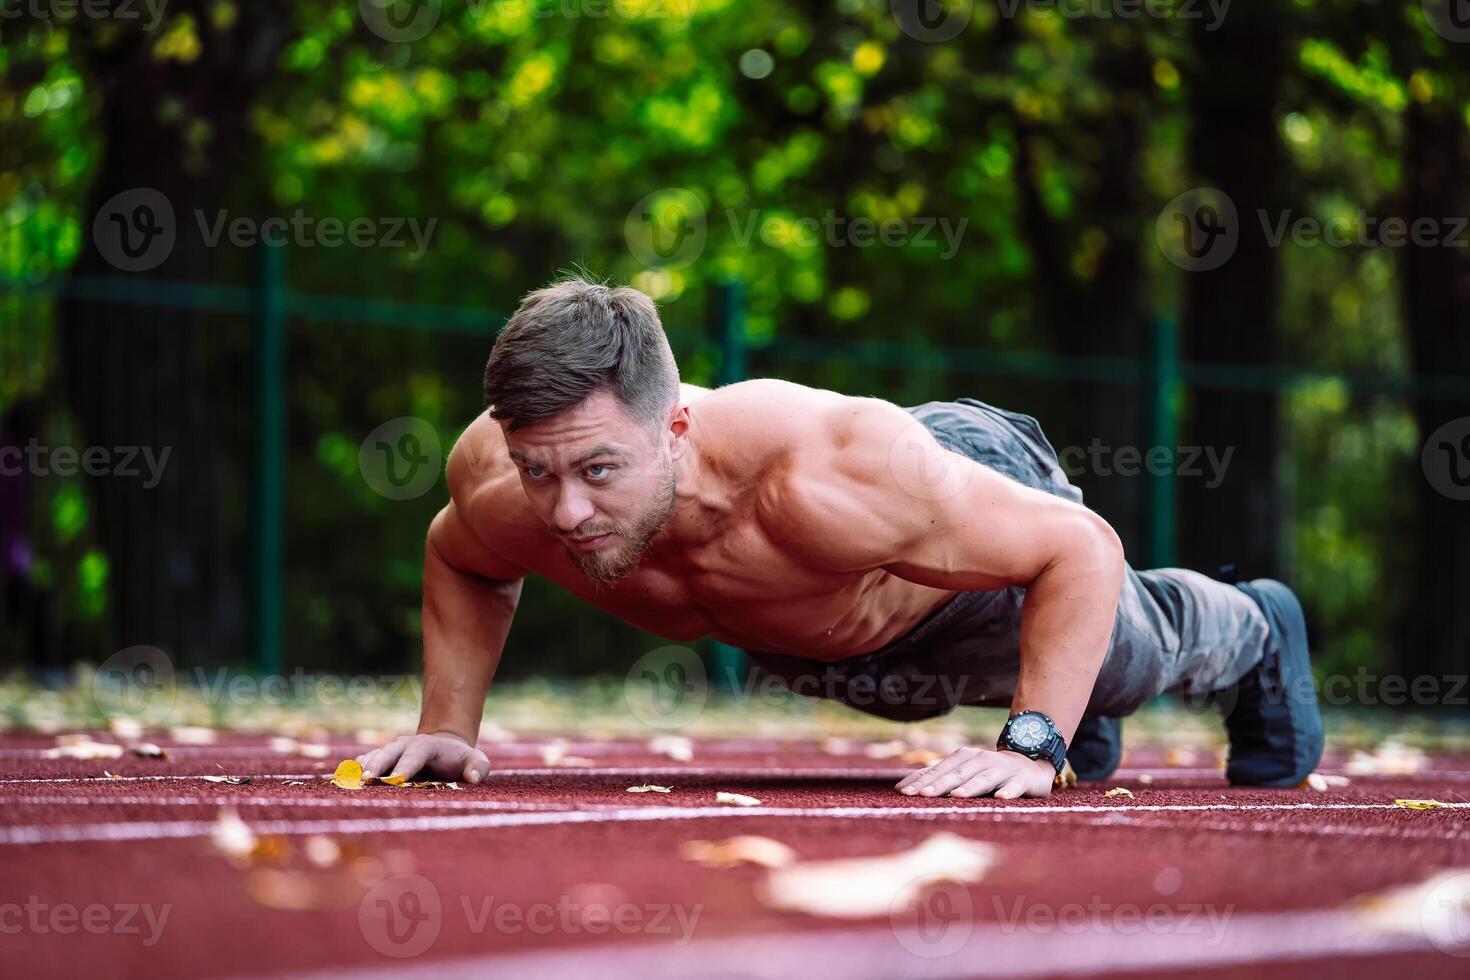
[997,710,1068,774]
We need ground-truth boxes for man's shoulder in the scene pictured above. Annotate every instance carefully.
[444,414,535,529]
[697,378,909,463]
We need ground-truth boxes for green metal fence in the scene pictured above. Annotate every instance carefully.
[4,255,1470,674]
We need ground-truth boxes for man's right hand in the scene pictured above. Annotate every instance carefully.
[356,732,491,784]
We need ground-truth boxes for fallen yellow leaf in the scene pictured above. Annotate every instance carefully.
[331,759,365,790]
[626,784,673,794]
[715,791,762,807]
[681,835,797,869]
[758,833,996,918]
[1104,787,1134,798]
[380,774,408,786]
[1394,798,1450,810]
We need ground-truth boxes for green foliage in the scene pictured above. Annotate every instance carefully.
[1,1,1466,677]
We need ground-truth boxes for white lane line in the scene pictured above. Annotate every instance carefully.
[0,773,322,785]
[238,908,1454,980]
[3,800,1467,846]
[1,795,574,812]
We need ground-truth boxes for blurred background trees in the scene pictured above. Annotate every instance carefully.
[1,0,1467,690]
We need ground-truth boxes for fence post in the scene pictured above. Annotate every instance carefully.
[1145,316,1180,569]
[709,280,746,691]
[251,244,286,675]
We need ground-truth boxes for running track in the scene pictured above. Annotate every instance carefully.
[1,733,1468,978]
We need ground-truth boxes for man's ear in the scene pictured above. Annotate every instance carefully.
[667,401,692,460]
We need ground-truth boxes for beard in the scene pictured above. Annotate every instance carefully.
[564,460,677,584]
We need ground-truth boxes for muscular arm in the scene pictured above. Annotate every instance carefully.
[359,435,528,783]
[775,398,1125,794]
[417,501,525,744]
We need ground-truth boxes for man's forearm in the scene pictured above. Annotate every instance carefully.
[1010,519,1125,744]
[417,538,523,744]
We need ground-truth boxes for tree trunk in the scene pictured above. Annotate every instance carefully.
[1178,12,1286,578]
[1402,102,1470,682]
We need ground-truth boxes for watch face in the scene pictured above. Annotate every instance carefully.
[1010,714,1049,749]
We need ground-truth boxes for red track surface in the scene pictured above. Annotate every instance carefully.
[2,733,1468,978]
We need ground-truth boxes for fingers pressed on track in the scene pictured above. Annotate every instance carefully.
[947,773,997,798]
[359,738,409,778]
[390,741,435,780]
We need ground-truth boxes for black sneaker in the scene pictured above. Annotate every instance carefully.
[1067,715,1123,781]
[1223,579,1325,787]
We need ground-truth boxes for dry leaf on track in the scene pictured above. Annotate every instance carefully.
[626,784,672,794]
[170,726,217,746]
[108,718,144,740]
[715,791,762,807]
[648,735,694,762]
[757,833,997,919]
[202,765,251,786]
[1345,742,1427,776]
[45,739,123,760]
[211,808,257,861]
[540,743,596,767]
[681,836,797,870]
[129,742,168,759]
[861,740,908,760]
[1300,772,1351,792]
[330,759,365,790]
[1104,787,1134,799]
[1394,798,1450,810]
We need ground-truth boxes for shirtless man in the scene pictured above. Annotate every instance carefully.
[359,277,1324,799]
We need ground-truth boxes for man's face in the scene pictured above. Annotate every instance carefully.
[501,389,680,583]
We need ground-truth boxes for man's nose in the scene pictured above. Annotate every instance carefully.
[551,485,596,534]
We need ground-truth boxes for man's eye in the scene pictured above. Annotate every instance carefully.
[585,464,612,481]
[524,466,547,479]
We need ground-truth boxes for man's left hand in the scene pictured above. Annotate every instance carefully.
[896,746,1056,799]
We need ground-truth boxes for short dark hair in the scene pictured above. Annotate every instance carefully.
[484,277,679,432]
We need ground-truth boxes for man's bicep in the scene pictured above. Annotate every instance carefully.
[427,502,527,584]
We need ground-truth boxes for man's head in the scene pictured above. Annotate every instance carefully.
[484,277,684,583]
